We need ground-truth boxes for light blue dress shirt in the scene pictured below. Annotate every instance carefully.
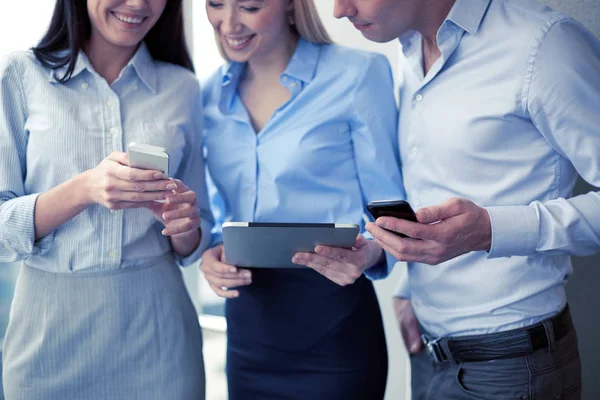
[394,0,600,337]
[202,39,405,275]
[0,44,213,272]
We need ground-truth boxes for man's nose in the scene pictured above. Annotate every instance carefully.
[333,0,356,19]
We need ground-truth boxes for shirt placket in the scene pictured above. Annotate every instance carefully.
[100,79,124,269]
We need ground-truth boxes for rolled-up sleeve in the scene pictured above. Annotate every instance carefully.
[0,55,53,262]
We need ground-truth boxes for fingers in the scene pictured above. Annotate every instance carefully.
[161,203,200,221]
[403,322,424,353]
[106,201,156,211]
[113,163,165,182]
[201,247,251,280]
[105,189,170,203]
[209,283,240,299]
[110,178,175,193]
[292,252,358,286]
[166,190,196,206]
[201,248,252,298]
[416,198,469,224]
[106,151,129,166]
[393,297,423,354]
[161,216,200,236]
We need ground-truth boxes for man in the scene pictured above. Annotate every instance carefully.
[329,0,599,398]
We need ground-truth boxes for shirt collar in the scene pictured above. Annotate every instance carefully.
[221,38,320,86]
[128,42,157,93]
[398,0,490,48]
[49,42,157,92]
[49,49,88,83]
[445,0,491,35]
[219,38,321,113]
[281,38,320,84]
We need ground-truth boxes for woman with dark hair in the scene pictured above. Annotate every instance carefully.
[0,1,211,398]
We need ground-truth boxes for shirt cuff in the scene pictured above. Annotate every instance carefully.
[364,249,397,280]
[0,194,53,260]
[175,218,213,267]
[485,205,539,258]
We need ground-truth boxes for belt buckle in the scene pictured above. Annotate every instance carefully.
[421,334,445,363]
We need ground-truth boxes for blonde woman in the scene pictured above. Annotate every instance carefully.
[201,1,405,398]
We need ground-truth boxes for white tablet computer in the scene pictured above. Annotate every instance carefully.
[222,222,360,268]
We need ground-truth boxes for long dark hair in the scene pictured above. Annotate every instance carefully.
[33,0,194,82]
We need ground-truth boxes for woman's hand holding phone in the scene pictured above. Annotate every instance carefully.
[201,245,253,299]
[81,151,174,210]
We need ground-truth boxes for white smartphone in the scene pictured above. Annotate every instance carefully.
[127,142,170,178]
[128,143,170,203]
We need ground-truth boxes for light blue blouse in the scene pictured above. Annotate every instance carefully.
[202,39,406,277]
[0,44,213,272]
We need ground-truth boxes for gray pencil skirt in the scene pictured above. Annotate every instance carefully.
[2,255,205,400]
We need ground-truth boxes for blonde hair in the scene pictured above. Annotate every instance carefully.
[215,0,333,61]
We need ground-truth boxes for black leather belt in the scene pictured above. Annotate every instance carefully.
[421,305,573,364]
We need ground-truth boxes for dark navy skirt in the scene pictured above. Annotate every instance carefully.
[226,268,388,400]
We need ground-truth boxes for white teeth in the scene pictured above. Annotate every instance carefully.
[114,12,144,24]
[226,35,253,48]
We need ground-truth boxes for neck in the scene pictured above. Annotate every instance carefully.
[84,34,139,84]
[245,32,299,84]
[416,0,456,45]
[415,0,456,75]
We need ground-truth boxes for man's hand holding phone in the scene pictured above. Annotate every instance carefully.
[365,198,492,265]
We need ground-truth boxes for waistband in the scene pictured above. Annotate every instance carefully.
[422,305,573,364]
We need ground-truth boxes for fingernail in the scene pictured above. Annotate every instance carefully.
[161,229,168,236]
[292,256,299,263]
[243,272,251,279]
[315,246,323,254]
[410,344,420,353]
[162,213,168,220]
[154,172,163,179]
[229,267,237,273]
[378,220,388,229]
[166,183,177,190]
[233,292,239,298]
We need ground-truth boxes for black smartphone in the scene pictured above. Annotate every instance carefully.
[366,200,417,237]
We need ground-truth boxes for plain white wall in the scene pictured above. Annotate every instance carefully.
[314,2,410,400]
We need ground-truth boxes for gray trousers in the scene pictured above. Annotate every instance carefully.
[411,327,581,399]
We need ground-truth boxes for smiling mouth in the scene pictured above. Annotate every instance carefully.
[112,11,147,25]
[224,34,256,49]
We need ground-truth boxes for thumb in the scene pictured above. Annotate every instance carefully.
[353,234,369,248]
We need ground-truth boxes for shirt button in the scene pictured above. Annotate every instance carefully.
[133,84,139,91]
[109,127,119,136]
[248,189,255,196]
[108,250,117,258]
[81,82,89,89]
[107,99,114,107]
[415,94,423,102]
[281,76,289,83]
[411,147,419,155]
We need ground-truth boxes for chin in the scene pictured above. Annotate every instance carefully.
[361,31,398,44]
